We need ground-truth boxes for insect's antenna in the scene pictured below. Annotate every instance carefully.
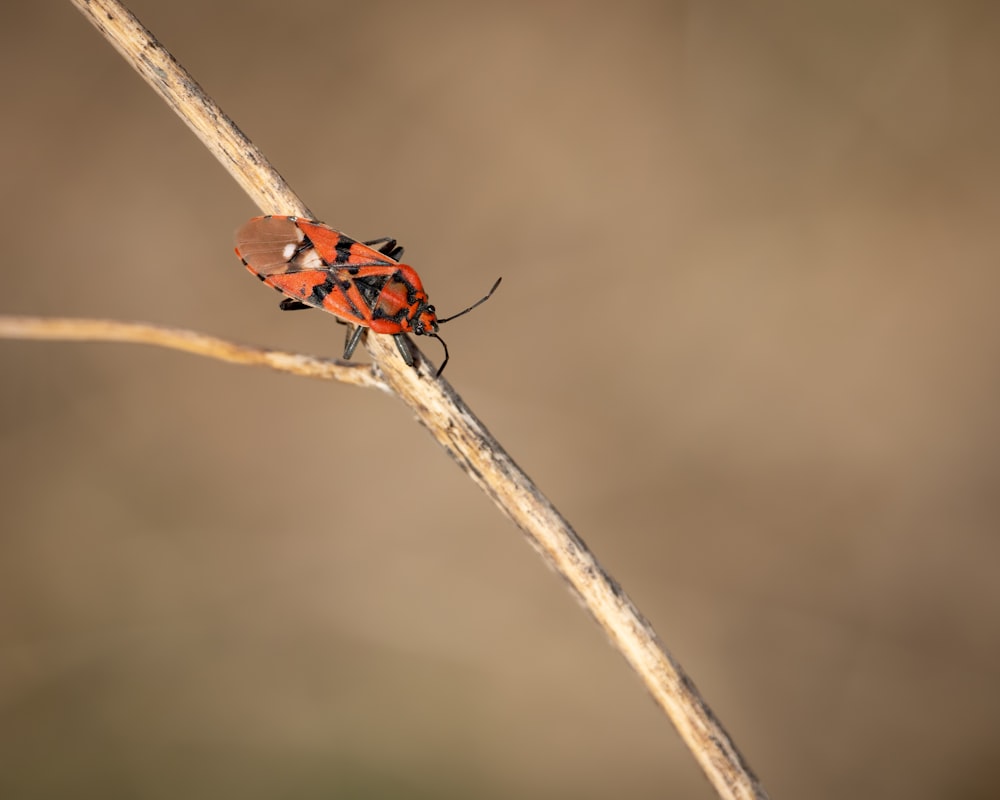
[437,277,503,324]
[429,333,450,378]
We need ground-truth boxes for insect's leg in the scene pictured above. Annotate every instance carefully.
[279,298,312,311]
[343,324,365,360]
[364,237,405,261]
[392,334,414,367]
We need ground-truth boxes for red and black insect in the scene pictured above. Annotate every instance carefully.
[234,215,500,376]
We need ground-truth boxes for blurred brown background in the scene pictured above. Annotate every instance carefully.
[2,1,999,798]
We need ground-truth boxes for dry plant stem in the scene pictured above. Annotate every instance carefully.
[0,316,388,391]
[68,1,769,798]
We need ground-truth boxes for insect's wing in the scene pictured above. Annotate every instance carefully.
[235,216,396,277]
[295,219,399,269]
[235,216,408,327]
[235,216,318,276]
[259,268,371,324]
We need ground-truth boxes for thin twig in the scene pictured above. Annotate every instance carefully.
[0,315,389,390]
[59,2,770,798]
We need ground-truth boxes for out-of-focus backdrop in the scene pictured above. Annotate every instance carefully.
[2,2,999,798]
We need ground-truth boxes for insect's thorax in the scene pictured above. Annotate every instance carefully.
[365,268,438,336]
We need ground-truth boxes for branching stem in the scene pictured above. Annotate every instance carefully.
[25,2,774,798]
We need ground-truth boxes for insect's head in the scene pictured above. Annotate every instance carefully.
[411,305,440,338]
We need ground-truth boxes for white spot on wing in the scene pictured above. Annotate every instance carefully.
[295,249,327,270]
